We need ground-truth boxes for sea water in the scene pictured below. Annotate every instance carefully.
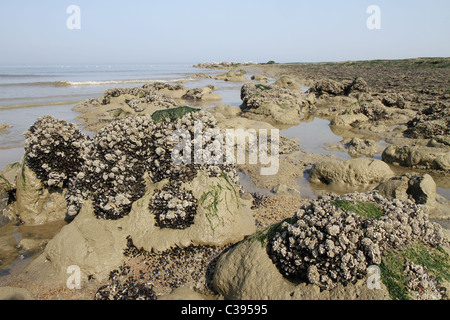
[0,63,217,170]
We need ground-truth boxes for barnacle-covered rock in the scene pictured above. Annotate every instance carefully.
[240,82,315,125]
[23,115,91,188]
[150,182,198,229]
[268,192,444,290]
[10,116,91,224]
[66,114,156,219]
[213,192,445,299]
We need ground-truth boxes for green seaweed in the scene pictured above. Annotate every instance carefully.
[220,171,240,209]
[255,84,272,91]
[151,106,201,123]
[199,183,225,232]
[0,175,11,191]
[380,242,450,300]
[21,162,26,189]
[332,200,384,219]
[199,172,240,233]
[247,217,296,248]
[112,109,123,118]
[380,251,411,300]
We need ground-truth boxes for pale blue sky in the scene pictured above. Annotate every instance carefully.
[0,0,449,64]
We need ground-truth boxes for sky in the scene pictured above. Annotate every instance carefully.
[0,0,449,65]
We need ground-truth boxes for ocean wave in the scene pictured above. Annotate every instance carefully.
[0,78,192,88]
[0,100,81,110]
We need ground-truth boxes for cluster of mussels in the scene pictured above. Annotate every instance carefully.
[404,259,447,300]
[24,116,92,188]
[94,264,157,300]
[147,108,237,229]
[150,182,198,229]
[268,192,444,290]
[66,115,156,219]
[25,107,238,224]
[119,236,226,296]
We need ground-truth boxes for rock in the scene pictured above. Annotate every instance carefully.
[0,287,36,300]
[181,86,222,101]
[309,77,369,97]
[213,232,390,300]
[353,100,392,122]
[251,75,269,83]
[18,238,48,251]
[326,138,383,157]
[407,174,436,206]
[382,145,450,171]
[11,163,68,225]
[375,175,410,202]
[405,102,450,138]
[20,109,256,283]
[309,158,394,189]
[0,123,12,134]
[213,192,444,299]
[43,200,129,282]
[272,184,301,197]
[209,104,242,118]
[31,170,255,283]
[272,76,302,90]
[309,78,345,96]
[381,93,406,109]
[215,69,248,82]
[240,82,315,125]
[158,286,211,300]
[330,113,369,127]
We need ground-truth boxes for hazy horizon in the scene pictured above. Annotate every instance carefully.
[1,0,449,65]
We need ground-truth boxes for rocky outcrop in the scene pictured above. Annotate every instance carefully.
[11,163,68,225]
[194,62,254,69]
[405,102,450,139]
[309,77,369,97]
[382,145,450,171]
[375,173,436,206]
[240,83,316,125]
[309,158,394,189]
[181,86,222,101]
[0,123,12,134]
[251,75,269,83]
[214,192,444,299]
[30,169,255,283]
[17,108,256,283]
[272,76,302,90]
[326,138,384,158]
[215,69,248,82]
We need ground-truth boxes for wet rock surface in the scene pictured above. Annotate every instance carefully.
[382,144,450,172]
[309,158,394,189]
[0,123,12,134]
[240,82,316,125]
[405,102,450,139]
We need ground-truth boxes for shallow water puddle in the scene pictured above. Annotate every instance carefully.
[281,117,351,159]
[0,220,67,281]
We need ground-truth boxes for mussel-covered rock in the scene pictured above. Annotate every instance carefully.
[213,192,445,299]
[66,114,156,219]
[267,192,443,290]
[23,115,91,188]
[150,182,198,229]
